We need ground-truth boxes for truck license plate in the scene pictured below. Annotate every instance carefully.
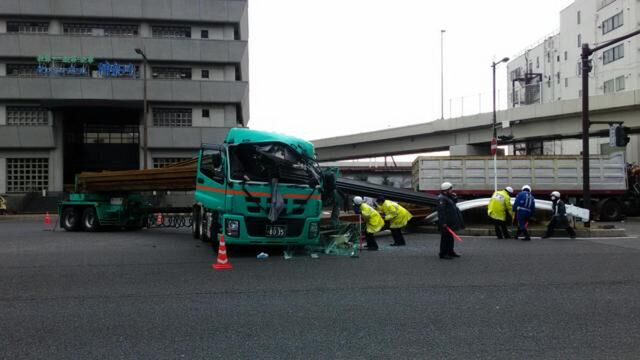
[265,225,286,237]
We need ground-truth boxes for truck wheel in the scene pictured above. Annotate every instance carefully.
[192,205,201,239]
[62,208,81,231]
[82,207,100,232]
[201,212,211,243]
[599,198,621,221]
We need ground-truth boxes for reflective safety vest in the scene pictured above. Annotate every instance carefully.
[487,190,513,221]
[377,200,413,228]
[359,202,384,234]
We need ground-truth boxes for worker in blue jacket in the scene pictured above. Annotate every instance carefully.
[512,185,535,241]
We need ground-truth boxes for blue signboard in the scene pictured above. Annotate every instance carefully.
[97,62,137,78]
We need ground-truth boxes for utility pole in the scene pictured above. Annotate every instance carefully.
[580,28,640,227]
[441,29,446,120]
[135,48,149,169]
[492,57,509,192]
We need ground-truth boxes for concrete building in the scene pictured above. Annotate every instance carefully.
[0,0,249,199]
[507,0,638,156]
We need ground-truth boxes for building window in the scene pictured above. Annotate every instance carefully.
[202,109,210,118]
[616,76,625,91]
[153,158,192,168]
[6,64,41,77]
[564,51,568,61]
[6,107,48,126]
[547,52,551,63]
[201,69,209,79]
[602,12,623,35]
[201,29,209,39]
[556,72,561,84]
[102,23,139,36]
[152,25,191,38]
[577,34,581,48]
[7,21,49,33]
[603,44,624,65]
[557,55,560,62]
[577,62,582,75]
[565,78,568,88]
[63,23,138,36]
[153,108,192,127]
[577,10,581,24]
[603,79,615,94]
[6,158,49,192]
[151,67,192,79]
[63,23,92,35]
[83,123,139,144]
[536,57,539,69]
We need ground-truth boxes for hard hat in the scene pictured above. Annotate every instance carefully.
[353,196,363,205]
[441,182,453,191]
[522,185,532,192]
[505,186,514,194]
[551,191,560,198]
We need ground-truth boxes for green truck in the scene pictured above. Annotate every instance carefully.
[192,128,324,245]
[60,128,326,246]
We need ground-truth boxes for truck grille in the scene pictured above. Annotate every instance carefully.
[244,217,305,237]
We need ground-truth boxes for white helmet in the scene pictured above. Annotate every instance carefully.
[522,185,532,192]
[551,191,560,198]
[353,196,363,205]
[441,182,453,191]
[505,186,514,194]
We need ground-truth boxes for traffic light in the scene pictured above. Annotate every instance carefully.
[615,126,631,147]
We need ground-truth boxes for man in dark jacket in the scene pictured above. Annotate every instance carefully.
[437,181,464,259]
[542,191,576,239]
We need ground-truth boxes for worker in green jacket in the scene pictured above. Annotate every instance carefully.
[353,196,384,251]
[487,186,514,239]
[376,196,413,246]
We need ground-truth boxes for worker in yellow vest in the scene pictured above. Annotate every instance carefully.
[376,196,413,246]
[353,196,384,251]
[487,186,514,239]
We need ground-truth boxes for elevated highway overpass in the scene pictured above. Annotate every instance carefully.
[313,91,640,161]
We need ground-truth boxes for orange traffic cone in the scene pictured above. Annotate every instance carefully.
[156,213,163,226]
[44,212,51,226]
[212,234,233,270]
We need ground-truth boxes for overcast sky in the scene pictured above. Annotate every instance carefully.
[248,0,574,143]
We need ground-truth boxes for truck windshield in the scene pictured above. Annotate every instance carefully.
[228,142,321,186]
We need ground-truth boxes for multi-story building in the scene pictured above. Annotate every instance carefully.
[0,0,249,198]
[506,0,639,157]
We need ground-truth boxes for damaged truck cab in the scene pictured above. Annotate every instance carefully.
[192,128,324,245]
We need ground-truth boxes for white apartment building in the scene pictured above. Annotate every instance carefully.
[507,0,640,159]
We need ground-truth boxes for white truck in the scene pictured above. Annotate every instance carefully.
[412,152,636,221]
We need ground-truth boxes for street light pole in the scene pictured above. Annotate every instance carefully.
[492,57,509,192]
[440,29,446,120]
[135,48,148,169]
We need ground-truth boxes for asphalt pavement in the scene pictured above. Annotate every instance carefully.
[1,219,639,359]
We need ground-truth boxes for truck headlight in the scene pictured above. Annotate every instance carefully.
[308,222,319,239]
[225,219,240,237]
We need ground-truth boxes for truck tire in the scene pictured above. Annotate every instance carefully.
[192,205,201,239]
[62,207,81,231]
[82,207,100,232]
[200,211,211,243]
[598,198,622,221]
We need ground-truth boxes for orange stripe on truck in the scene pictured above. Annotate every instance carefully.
[196,185,321,199]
